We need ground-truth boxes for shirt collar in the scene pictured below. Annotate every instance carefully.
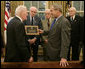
[16,15,23,22]
[73,15,75,20]
[56,14,62,21]
[71,15,75,20]
[30,15,34,21]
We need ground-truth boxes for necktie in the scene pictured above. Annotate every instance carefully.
[50,18,56,30]
[47,19,50,28]
[31,17,33,25]
[71,17,73,21]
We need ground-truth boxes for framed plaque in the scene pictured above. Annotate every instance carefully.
[25,25,39,35]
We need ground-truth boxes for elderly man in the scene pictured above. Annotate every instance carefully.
[24,6,43,62]
[39,4,71,67]
[4,5,33,62]
[41,9,52,61]
[66,7,82,61]
[42,9,52,30]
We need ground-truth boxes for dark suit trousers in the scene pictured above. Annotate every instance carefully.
[67,39,80,61]
[31,39,40,62]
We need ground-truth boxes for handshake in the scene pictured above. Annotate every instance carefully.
[28,37,37,45]
[27,29,44,45]
[38,29,44,34]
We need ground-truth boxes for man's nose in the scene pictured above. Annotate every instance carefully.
[33,12,35,15]
[27,13,28,16]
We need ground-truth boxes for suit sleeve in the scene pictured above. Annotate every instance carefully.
[79,16,84,42]
[23,20,31,40]
[35,18,43,40]
[15,23,31,61]
[60,20,71,59]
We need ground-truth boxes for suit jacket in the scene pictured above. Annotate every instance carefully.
[4,16,31,62]
[42,19,52,41]
[24,15,43,43]
[80,16,84,43]
[46,16,71,61]
[66,15,82,42]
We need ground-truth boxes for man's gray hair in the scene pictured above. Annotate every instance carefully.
[68,7,77,12]
[15,5,27,15]
[52,3,62,13]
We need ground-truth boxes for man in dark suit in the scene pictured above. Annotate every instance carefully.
[66,7,82,61]
[4,5,33,62]
[24,6,43,62]
[39,4,71,67]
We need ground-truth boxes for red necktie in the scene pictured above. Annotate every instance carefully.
[47,19,50,28]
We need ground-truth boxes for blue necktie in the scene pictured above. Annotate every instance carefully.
[50,18,56,30]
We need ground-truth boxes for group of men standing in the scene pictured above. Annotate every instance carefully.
[4,3,84,67]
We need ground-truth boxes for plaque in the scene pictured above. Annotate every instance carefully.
[25,25,39,35]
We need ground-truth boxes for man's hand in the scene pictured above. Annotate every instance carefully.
[31,38,36,43]
[28,39,33,45]
[28,57,33,62]
[38,29,44,34]
[60,58,69,67]
[28,38,37,45]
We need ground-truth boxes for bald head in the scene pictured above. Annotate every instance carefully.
[15,5,28,21]
[68,7,76,17]
[69,7,76,12]
[30,6,37,17]
[15,5,27,16]
[30,6,37,11]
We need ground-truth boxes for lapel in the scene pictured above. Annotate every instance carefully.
[73,15,77,22]
[50,16,63,30]
[49,18,53,28]
[70,15,77,22]
[42,19,49,31]
[45,20,48,30]
[33,16,37,25]
[26,15,31,25]
[56,16,63,24]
